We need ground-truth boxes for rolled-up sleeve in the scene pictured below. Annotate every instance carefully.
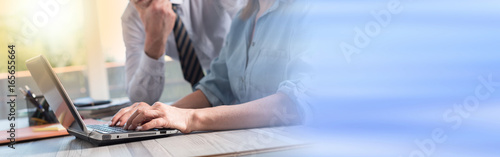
[277,51,314,125]
[123,3,166,104]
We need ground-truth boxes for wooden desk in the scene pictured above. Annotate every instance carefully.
[0,126,309,156]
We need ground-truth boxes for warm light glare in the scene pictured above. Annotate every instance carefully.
[1,0,128,72]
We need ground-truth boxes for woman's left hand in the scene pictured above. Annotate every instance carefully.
[123,102,194,133]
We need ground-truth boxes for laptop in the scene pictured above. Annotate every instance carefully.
[26,55,180,146]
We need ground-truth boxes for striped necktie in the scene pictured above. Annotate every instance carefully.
[172,4,204,87]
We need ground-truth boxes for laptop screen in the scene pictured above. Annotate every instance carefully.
[26,55,86,132]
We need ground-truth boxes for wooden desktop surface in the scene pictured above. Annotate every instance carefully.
[0,125,308,157]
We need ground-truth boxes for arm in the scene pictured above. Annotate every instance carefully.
[123,2,168,105]
[171,90,211,109]
[190,92,301,131]
[123,91,301,133]
[111,0,178,127]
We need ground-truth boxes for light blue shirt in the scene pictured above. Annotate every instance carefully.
[196,0,313,119]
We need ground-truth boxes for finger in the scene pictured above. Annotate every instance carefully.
[124,105,147,129]
[127,109,148,130]
[152,102,163,108]
[117,105,142,126]
[128,108,161,130]
[110,111,122,126]
[138,102,150,108]
[116,112,133,127]
[121,102,150,127]
[123,109,137,129]
[138,0,153,8]
[152,0,171,12]
[110,107,129,126]
[162,0,172,10]
[133,0,152,11]
[112,102,141,126]
[139,118,166,131]
[134,0,152,5]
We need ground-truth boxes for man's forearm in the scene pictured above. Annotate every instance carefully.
[189,93,302,131]
[144,34,167,60]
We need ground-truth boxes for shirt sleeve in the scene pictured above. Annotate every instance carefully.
[277,2,315,124]
[122,3,166,105]
[277,53,314,125]
[195,45,234,106]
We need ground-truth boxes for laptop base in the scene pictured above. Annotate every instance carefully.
[68,129,173,146]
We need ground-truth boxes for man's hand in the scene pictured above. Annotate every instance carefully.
[123,102,194,133]
[110,102,150,126]
[133,0,177,60]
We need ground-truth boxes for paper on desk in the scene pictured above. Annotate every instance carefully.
[32,124,66,132]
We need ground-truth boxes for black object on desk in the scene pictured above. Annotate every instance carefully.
[20,86,58,126]
[73,97,112,107]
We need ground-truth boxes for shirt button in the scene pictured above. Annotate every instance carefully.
[252,42,255,46]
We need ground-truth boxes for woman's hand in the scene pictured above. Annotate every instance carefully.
[123,102,195,133]
[110,102,151,126]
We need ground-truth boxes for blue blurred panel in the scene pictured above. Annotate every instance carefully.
[303,0,500,156]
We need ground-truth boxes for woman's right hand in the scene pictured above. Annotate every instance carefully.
[110,102,151,127]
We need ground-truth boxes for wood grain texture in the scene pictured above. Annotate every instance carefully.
[0,126,308,157]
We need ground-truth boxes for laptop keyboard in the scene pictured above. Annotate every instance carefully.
[87,124,133,133]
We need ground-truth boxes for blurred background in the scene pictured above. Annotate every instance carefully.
[305,0,500,156]
[0,0,191,120]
